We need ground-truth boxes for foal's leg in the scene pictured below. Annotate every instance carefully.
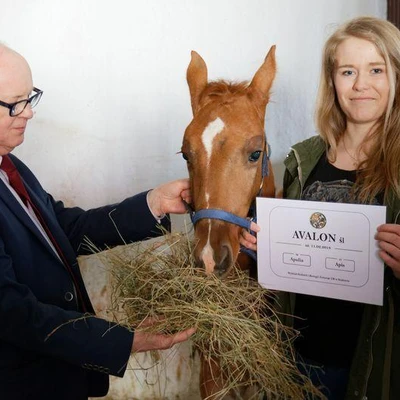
[200,355,262,400]
[200,356,227,399]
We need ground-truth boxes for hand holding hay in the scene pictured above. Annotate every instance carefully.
[96,232,323,399]
[131,316,196,353]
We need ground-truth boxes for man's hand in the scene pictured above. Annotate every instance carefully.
[131,317,196,353]
[147,178,191,218]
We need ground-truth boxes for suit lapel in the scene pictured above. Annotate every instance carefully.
[0,178,71,265]
[25,184,77,266]
[0,180,53,247]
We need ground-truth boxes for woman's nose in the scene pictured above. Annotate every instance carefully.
[353,72,370,91]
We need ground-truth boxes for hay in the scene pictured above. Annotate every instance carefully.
[93,232,323,400]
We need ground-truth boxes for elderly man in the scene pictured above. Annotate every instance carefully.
[0,44,195,400]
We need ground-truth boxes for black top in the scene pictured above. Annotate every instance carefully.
[293,154,380,367]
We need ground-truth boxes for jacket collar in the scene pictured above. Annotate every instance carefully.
[284,135,326,190]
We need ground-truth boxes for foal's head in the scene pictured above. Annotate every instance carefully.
[182,47,276,276]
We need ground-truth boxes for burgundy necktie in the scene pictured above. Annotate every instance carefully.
[1,155,31,206]
[1,155,87,311]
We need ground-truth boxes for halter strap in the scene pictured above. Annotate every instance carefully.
[239,244,258,261]
[262,143,271,178]
[191,209,252,230]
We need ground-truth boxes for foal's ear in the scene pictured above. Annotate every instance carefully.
[187,51,208,115]
[248,45,277,111]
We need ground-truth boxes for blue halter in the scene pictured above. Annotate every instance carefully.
[187,142,271,261]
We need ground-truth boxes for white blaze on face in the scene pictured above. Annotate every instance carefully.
[200,117,225,207]
[201,224,216,275]
[199,117,225,274]
[201,117,225,164]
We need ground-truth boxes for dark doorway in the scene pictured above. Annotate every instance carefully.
[388,0,400,28]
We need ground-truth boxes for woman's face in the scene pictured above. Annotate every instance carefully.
[333,37,390,131]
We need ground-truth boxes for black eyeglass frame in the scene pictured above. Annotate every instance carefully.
[0,87,43,117]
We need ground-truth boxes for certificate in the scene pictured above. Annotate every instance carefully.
[256,198,386,305]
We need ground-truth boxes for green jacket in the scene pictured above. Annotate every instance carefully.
[280,135,400,400]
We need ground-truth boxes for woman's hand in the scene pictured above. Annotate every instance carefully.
[147,178,191,217]
[376,224,400,279]
[239,221,260,252]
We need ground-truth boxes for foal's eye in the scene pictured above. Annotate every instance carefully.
[182,152,189,161]
[249,150,262,162]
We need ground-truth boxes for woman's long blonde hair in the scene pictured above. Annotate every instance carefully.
[315,16,400,203]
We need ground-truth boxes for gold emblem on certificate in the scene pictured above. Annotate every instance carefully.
[310,212,327,229]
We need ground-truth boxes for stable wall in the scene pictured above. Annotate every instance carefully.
[1,0,387,206]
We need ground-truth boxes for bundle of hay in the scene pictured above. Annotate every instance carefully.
[94,232,322,400]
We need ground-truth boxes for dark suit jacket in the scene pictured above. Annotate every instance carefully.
[0,154,170,400]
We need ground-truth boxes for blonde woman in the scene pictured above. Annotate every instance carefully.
[242,16,400,399]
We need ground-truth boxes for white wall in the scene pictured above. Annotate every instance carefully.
[0,0,386,209]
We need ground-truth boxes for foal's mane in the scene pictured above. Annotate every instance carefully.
[199,80,250,107]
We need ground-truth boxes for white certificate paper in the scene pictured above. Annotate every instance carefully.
[256,198,386,305]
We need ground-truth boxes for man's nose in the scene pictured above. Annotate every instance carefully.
[20,104,34,119]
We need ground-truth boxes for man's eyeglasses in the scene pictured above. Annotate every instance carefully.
[0,87,43,117]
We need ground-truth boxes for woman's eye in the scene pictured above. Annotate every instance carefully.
[249,150,262,162]
[372,68,383,74]
[343,70,354,76]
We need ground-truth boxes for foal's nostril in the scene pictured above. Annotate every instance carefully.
[215,245,233,277]
[195,258,204,269]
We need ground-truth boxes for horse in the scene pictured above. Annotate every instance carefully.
[181,47,277,399]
